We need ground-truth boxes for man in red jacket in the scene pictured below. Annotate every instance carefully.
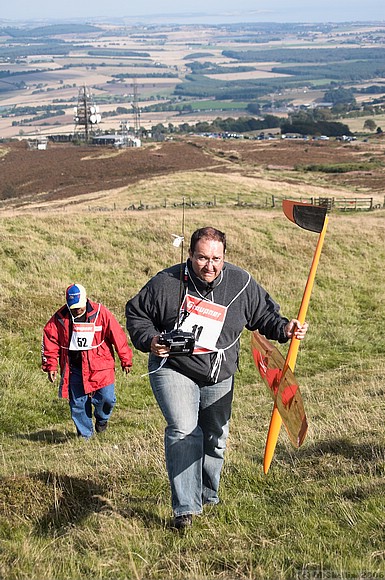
[42,283,133,439]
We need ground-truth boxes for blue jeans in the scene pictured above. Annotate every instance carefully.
[149,355,234,517]
[69,366,116,438]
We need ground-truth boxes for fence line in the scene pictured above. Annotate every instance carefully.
[310,197,379,211]
[84,195,383,213]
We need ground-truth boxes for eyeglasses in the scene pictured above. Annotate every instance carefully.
[193,254,223,265]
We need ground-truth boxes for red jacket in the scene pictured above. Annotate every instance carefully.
[42,300,133,399]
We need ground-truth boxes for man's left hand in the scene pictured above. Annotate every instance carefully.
[285,319,308,340]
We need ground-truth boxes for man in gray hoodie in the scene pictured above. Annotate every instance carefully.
[125,226,308,530]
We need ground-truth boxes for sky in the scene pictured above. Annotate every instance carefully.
[0,0,384,23]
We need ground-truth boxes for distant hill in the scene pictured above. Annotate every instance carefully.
[1,23,103,37]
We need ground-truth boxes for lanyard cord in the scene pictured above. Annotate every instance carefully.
[187,265,223,302]
[179,262,218,326]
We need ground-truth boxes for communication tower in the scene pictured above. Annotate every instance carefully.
[73,85,101,142]
[131,79,141,137]
[120,120,130,146]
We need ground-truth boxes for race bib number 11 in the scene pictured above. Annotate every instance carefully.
[179,294,227,352]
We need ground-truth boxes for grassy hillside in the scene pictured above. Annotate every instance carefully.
[0,206,385,579]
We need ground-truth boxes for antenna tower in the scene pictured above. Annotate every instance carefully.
[131,79,141,137]
[120,120,129,146]
[74,85,101,142]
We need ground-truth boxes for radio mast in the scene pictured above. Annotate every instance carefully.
[73,85,101,142]
[131,79,141,137]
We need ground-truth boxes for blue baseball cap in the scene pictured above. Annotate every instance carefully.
[66,283,87,309]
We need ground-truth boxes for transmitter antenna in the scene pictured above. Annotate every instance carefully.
[177,198,186,328]
[159,198,196,356]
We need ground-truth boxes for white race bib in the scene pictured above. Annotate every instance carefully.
[179,294,227,353]
[69,322,96,351]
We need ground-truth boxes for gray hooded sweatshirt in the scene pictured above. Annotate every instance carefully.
[125,260,289,384]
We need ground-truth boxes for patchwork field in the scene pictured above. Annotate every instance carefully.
[1,20,385,139]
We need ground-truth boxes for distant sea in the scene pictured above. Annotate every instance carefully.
[1,11,383,26]
[122,11,384,26]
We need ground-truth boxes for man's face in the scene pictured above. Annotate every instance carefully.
[189,238,225,283]
[70,307,86,318]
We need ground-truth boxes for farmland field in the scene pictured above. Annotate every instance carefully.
[1,20,385,140]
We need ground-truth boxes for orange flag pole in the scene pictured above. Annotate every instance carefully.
[263,202,328,474]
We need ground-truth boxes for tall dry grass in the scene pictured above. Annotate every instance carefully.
[0,206,384,579]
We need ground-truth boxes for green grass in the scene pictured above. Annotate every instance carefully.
[187,100,249,111]
[0,207,385,579]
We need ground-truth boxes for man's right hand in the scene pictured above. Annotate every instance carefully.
[150,335,171,358]
[48,371,58,383]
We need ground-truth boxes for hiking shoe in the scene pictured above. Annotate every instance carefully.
[95,421,108,433]
[172,514,193,530]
